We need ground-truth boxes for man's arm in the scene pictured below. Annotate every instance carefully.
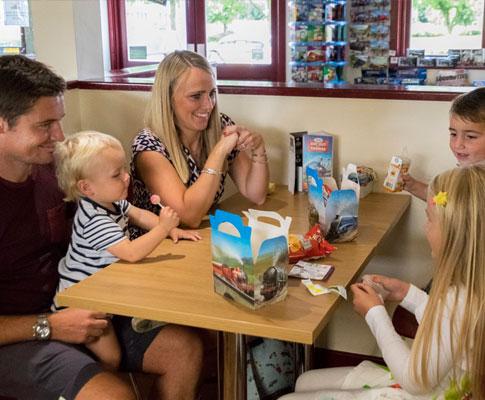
[0,309,111,346]
[0,315,37,346]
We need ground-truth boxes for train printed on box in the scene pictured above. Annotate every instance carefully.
[210,209,291,309]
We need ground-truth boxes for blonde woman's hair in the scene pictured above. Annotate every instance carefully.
[144,50,221,183]
[55,131,124,201]
[411,164,485,399]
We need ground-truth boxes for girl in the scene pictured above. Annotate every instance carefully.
[52,131,201,370]
[281,164,485,399]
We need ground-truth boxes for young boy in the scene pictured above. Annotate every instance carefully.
[52,130,201,369]
[404,87,485,200]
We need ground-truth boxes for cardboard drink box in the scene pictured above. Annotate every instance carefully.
[302,132,334,192]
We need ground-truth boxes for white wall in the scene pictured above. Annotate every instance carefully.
[64,89,455,355]
[30,0,78,80]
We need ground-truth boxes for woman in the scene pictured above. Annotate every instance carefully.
[130,50,269,233]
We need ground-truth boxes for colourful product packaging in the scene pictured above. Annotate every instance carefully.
[210,209,292,310]
[302,132,334,191]
[383,156,411,192]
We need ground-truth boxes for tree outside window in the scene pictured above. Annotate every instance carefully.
[410,0,484,55]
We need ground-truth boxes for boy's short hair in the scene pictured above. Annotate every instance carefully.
[0,55,66,127]
[450,87,485,125]
[55,131,124,201]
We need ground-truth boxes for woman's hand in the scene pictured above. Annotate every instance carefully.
[49,308,110,344]
[223,125,265,153]
[351,283,383,317]
[169,228,202,243]
[214,129,239,156]
[370,275,410,302]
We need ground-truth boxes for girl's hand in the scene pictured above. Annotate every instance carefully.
[351,283,383,317]
[223,125,264,153]
[169,228,202,243]
[370,275,410,302]
[158,206,180,232]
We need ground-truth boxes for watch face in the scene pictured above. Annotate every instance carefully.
[38,326,51,340]
[34,317,51,341]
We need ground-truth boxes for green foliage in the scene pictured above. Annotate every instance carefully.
[416,0,476,34]
[414,0,430,22]
[412,32,443,37]
[207,0,268,32]
[460,29,481,35]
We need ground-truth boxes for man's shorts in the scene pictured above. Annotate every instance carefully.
[0,341,102,400]
[0,317,163,400]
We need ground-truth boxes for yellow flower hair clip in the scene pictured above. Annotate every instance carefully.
[433,191,448,207]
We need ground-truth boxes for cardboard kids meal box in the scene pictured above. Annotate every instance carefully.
[307,163,360,243]
[210,209,292,309]
[302,132,334,192]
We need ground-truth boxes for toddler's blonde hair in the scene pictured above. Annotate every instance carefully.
[55,131,124,201]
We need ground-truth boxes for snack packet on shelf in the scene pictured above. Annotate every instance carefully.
[289,260,334,280]
[288,224,336,264]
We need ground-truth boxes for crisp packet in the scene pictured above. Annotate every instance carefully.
[289,260,334,280]
[301,279,347,300]
[289,224,336,263]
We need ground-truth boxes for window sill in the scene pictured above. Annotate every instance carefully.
[67,76,473,102]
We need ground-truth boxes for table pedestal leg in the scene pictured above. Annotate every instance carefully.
[223,332,247,400]
[295,343,314,376]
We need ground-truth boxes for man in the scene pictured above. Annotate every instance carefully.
[0,55,203,400]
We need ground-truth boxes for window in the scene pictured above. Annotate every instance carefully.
[391,0,485,56]
[0,0,34,56]
[107,0,285,81]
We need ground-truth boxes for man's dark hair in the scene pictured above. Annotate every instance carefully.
[0,55,66,127]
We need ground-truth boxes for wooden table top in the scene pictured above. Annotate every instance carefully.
[57,187,410,344]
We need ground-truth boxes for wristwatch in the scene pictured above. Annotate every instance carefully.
[33,314,51,341]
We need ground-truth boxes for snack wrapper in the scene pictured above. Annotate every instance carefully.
[289,260,334,280]
[301,279,347,299]
[362,274,390,302]
[288,224,336,263]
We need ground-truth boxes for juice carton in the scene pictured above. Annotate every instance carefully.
[383,156,411,192]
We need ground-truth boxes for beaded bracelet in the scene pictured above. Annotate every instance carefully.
[201,168,222,176]
[251,151,268,164]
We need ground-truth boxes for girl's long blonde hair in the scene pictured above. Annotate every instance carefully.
[411,164,485,399]
[144,50,221,183]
